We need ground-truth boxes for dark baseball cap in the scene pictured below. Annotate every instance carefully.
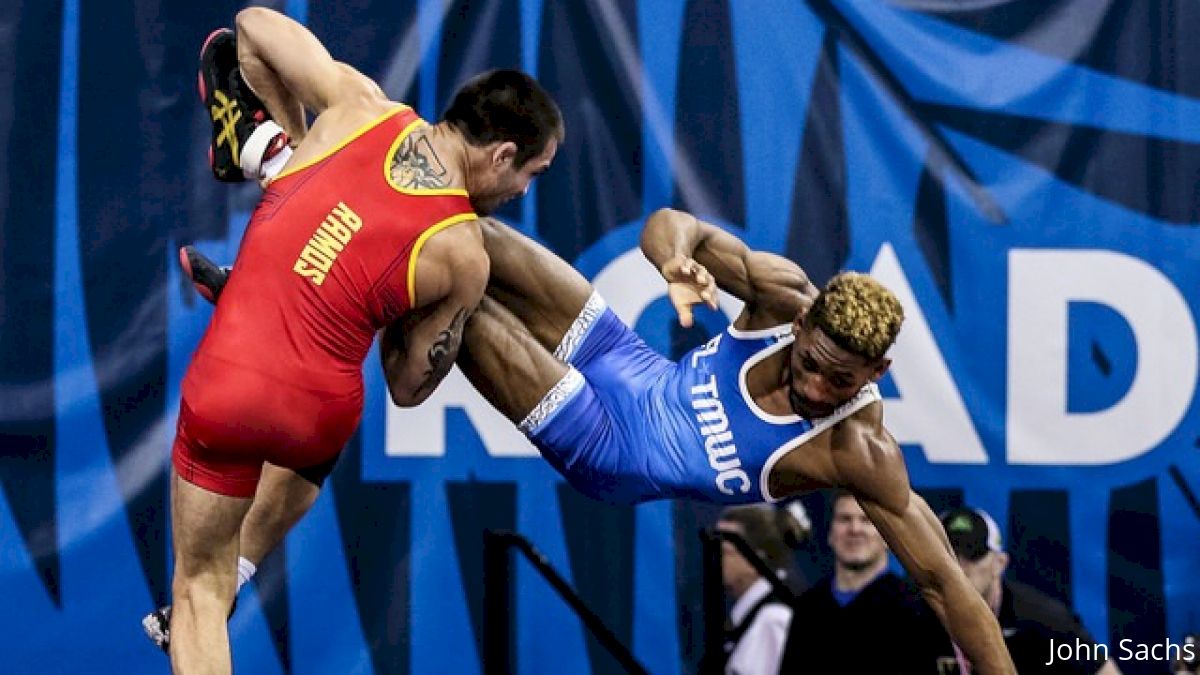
[939,506,1003,561]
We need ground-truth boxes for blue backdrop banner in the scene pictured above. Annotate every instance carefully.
[3,1,1198,673]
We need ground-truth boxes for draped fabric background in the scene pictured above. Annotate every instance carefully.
[3,0,1199,673]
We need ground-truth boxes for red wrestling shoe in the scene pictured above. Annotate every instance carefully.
[178,245,229,304]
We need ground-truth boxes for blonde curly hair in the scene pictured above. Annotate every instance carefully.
[806,272,904,361]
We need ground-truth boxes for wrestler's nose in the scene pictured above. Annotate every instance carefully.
[801,375,832,405]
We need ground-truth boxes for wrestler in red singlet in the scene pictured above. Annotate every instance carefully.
[173,106,475,497]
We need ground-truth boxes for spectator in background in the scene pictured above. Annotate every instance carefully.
[779,491,947,673]
[935,506,1121,675]
[711,502,810,675]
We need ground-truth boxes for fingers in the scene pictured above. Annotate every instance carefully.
[690,268,717,309]
[669,285,702,328]
[673,258,718,307]
[702,282,718,309]
[678,304,694,328]
[664,257,719,317]
[679,258,704,283]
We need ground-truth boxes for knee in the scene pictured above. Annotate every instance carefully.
[172,569,237,613]
[172,547,240,593]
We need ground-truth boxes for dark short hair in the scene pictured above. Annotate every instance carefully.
[442,69,565,168]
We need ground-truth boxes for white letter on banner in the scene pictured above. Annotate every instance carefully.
[1007,249,1197,464]
[386,367,536,457]
[870,244,988,463]
[386,246,742,458]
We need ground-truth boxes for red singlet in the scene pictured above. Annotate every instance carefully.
[174,107,475,497]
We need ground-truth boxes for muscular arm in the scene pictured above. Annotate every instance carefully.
[640,207,815,324]
[379,225,488,407]
[380,303,471,407]
[833,408,1016,675]
[235,7,382,123]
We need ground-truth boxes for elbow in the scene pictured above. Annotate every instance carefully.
[647,207,701,240]
[235,7,278,47]
[914,575,947,606]
[641,207,679,250]
[917,558,977,616]
[909,558,953,600]
[387,384,423,409]
[384,367,420,408]
[644,207,678,233]
[235,7,266,34]
[386,370,435,408]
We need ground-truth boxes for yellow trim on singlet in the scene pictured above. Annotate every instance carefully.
[270,106,411,183]
[383,119,472,196]
[407,212,479,308]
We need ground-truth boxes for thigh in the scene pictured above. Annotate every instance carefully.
[256,462,324,505]
[239,463,323,564]
[458,294,569,424]
[525,375,661,505]
[459,297,665,505]
[568,308,672,386]
[479,218,594,353]
[170,468,252,575]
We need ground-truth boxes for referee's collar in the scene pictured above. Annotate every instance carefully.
[731,578,775,626]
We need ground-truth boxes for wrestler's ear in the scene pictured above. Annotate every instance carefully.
[869,358,891,381]
[492,141,518,168]
[791,309,808,336]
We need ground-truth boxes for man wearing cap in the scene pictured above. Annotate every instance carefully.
[938,506,1122,675]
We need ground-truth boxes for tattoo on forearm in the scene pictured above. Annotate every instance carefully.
[392,131,449,189]
[416,308,468,396]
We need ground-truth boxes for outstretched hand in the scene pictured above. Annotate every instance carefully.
[661,256,718,327]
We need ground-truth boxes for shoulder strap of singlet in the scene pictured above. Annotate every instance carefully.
[726,322,792,341]
[271,106,412,184]
[404,212,478,309]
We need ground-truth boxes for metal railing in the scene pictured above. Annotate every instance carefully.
[482,529,649,675]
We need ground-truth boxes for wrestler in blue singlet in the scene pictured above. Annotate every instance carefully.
[520,293,880,505]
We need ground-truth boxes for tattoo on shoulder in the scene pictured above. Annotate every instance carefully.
[416,308,468,397]
[392,131,449,189]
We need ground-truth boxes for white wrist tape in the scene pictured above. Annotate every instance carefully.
[240,120,286,180]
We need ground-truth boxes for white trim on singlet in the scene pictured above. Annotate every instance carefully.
[553,292,607,364]
[738,336,801,425]
[518,367,586,435]
[757,383,881,502]
[726,323,793,340]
